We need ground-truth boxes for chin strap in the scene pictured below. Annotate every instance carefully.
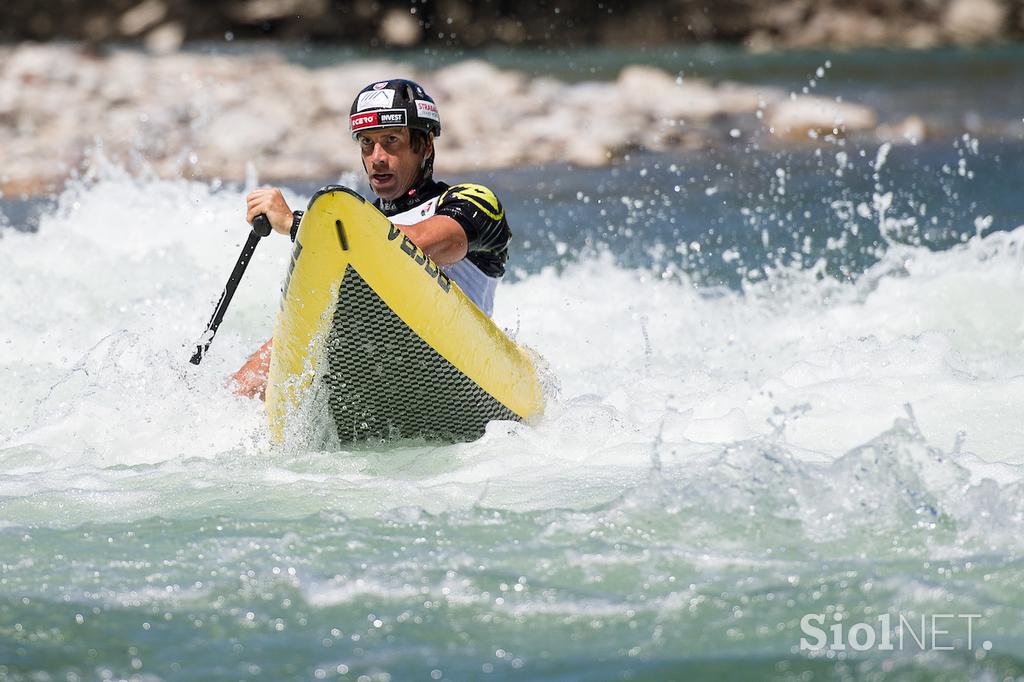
[402,151,436,199]
[413,150,435,188]
[379,168,439,214]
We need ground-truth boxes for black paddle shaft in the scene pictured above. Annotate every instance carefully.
[190,214,273,365]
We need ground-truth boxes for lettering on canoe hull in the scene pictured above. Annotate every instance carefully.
[387,222,451,293]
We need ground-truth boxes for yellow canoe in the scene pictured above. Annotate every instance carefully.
[265,185,544,443]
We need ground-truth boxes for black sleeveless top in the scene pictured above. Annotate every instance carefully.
[376,177,511,278]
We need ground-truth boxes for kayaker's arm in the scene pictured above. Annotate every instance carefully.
[433,183,511,277]
[232,338,273,400]
[401,214,469,266]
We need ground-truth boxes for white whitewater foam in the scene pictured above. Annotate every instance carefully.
[1,168,1023,527]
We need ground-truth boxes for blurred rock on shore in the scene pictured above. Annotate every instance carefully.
[1,44,896,195]
[1,0,1022,50]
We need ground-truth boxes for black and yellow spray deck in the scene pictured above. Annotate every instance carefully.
[265,186,544,443]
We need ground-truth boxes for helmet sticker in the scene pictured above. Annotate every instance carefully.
[373,81,389,89]
[350,109,407,132]
[377,109,407,126]
[350,112,379,131]
[357,89,396,111]
[415,100,439,122]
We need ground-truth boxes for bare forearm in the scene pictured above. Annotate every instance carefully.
[401,215,468,265]
[232,338,273,400]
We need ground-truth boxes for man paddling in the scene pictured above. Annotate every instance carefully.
[233,78,512,399]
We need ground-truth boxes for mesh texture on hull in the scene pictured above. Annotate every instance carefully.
[323,265,519,442]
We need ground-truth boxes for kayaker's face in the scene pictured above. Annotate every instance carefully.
[357,128,430,201]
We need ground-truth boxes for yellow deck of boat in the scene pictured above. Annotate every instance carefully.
[265,185,544,443]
